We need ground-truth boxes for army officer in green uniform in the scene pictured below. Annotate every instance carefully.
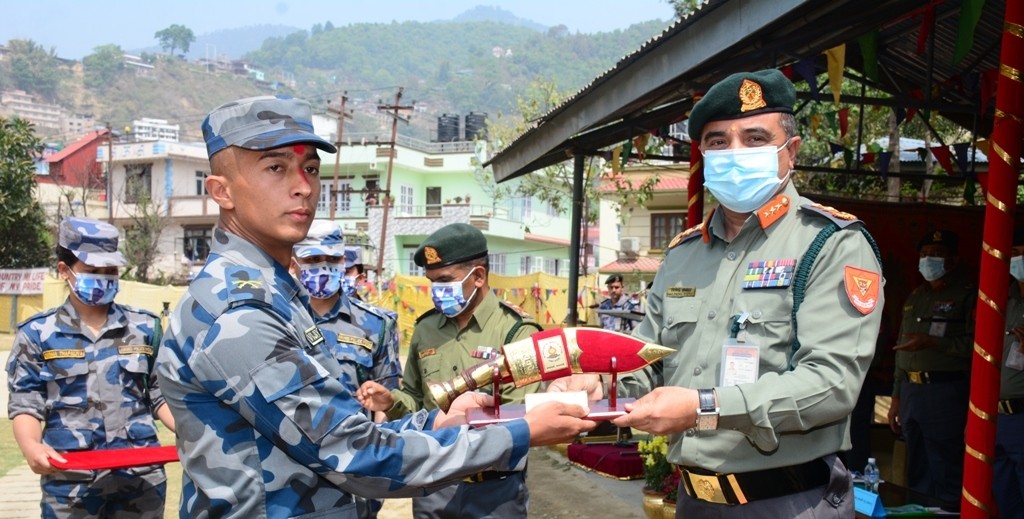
[358,223,542,519]
[611,69,885,518]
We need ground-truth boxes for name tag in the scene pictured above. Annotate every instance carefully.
[419,348,437,359]
[118,345,154,356]
[666,287,696,298]
[42,349,86,361]
[336,333,373,351]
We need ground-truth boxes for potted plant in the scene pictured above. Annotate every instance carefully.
[661,467,681,518]
[454,196,463,204]
[638,435,671,519]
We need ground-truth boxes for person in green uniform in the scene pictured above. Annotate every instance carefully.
[358,222,542,519]
[608,69,885,517]
[887,230,974,510]
[994,228,1024,519]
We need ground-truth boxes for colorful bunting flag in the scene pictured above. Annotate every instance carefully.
[825,44,846,104]
[794,59,819,102]
[878,151,893,179]
[952,142,972,175]
[862,152,876,165]
[838,108,850,138]
[929,146,955,175]
[858,32,880,82]
[953,0,986,64]
[916,5,935,56]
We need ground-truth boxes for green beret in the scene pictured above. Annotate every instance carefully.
[917,230,959,253]
[688,69,796,141]
[414,223,488,269]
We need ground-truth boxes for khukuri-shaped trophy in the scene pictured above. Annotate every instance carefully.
[429,327,674,412]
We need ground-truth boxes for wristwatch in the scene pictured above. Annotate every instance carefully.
[695,388,719,431]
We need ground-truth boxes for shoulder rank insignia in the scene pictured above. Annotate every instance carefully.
[500,301,533,319]
[756,194,791,229]
[668,224,704,249]
[226,266,268,305]
[802,203,860,228]
[844,266,880,315]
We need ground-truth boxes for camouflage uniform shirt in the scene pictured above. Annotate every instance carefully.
[598,294,642,332]
[156,229,530,519]
[314,295,402,391]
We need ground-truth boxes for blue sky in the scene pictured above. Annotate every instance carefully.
[1,1,676,60]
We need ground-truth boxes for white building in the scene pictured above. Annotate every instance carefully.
[132,118,180,142]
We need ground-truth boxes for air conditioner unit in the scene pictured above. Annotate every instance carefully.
[620,237,640,254]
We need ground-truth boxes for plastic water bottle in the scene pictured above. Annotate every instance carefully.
[864,457,880,493]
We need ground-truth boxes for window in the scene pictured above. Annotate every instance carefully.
[512,197,533,221]
[399,185,414,216]
[318,181,331,214]
[337,181,352,214]
[651,212,686,249]
[520,255,533,275]
[124,163,153,203]
[195,171,208,196]
[489,253,506,275]
[426,186,441,216]
[183,226,213,263]
[406,246,424,276]
[543,258,563,276]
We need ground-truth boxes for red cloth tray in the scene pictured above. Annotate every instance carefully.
[567,442,644,480]
[49,446,180,471]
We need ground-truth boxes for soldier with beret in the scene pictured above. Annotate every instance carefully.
[358,222,543,518]
[995,228,1024,519]
[598,273,642,332]
[156,96,595,519]
[609,69,885,517]
[291,220,401,519]
[7,217,174,518]
[888,229,974,510]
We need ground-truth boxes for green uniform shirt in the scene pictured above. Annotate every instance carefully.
[1001,286,1024,400]
[387,291,541,419]
[892,268,975,397]
[622,181,884,473]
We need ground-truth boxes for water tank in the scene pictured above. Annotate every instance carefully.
[465,112,488,141]
[437,113,460,142]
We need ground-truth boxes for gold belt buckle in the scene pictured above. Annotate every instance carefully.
[908,371,923,384]
[684,473,730,505]
[463,472,484,483]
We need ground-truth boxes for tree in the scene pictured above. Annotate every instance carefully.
[155,24,196,56]
[666,0,701,18]
[4,39,66,102]
[120,192,169,282]
[0,117,52,268]
[82,44,125,89]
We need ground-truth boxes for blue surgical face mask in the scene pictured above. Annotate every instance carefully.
[431,267,480,317]
[702,140,792,214]
[1011,256,1024,282]
[68,272,119,306]
[299,262,343,299]
[918,256,946,282]
[342,275,358,297]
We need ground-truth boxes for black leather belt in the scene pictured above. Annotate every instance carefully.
[999,398,1024,414]
[678,457,830,505]
[463,470,518,484]
[905,370,966,384]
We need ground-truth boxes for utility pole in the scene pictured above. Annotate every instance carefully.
[327,93,352,219]
[375,87,413,284]
[105,122,113,223]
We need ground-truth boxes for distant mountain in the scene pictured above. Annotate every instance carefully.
[132,24,303,60]
[451,5,547,32]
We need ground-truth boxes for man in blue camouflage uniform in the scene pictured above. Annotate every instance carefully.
[7,217,174,518]
[292,220,402,518]
[155,95,595,519]
[597,273,642,332]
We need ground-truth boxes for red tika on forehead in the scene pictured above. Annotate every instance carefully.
[292,144,307,155]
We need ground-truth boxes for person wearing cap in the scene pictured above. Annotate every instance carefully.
[606,69,884,516]
[357,222,543,519]
[291,220,401,519]
[597,273,642,332]
[342,245,367,300]
[994,228,1024,519]
[155,96,595,519]
[888,229,975,510]
[6,217,174,518]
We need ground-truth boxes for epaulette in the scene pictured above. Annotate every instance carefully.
[17,306,59,329]
[499,301,534,321]
[667,224,704,250]
[349,298,389,321]
[225,265,271,308]
[801,203,861,229]
[120,305,159,319]
[415,308,439,324]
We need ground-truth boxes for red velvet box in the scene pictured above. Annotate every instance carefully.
[567,442,644,480]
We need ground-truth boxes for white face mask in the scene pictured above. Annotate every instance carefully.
[1011,256,1024,282]
[702,140,792,214]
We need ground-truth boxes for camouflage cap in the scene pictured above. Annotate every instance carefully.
[58,217,126,267]
[344,245,363,270]
[294,220,345,258]
[414,223,488,269]
[202,95,338,158]
[688,69,796,141]
[917,229,959,253]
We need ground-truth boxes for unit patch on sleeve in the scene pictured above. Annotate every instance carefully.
[844,266,880,315]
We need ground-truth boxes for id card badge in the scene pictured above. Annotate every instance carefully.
[720,339,759,387]
[928,317,947,338]
[1006,340,1024,371]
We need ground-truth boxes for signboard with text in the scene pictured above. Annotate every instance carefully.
[0,269,48,295]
